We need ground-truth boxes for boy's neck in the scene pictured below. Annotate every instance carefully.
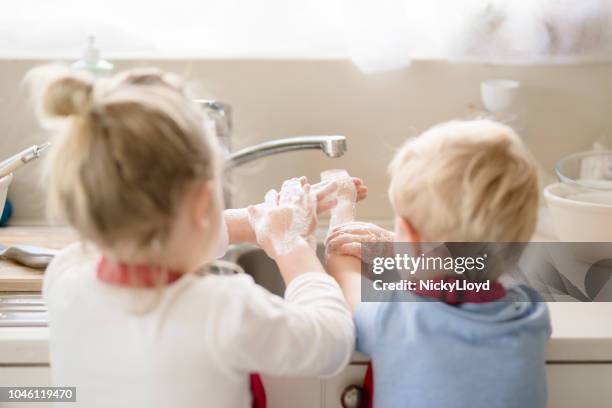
[411,275,506,305]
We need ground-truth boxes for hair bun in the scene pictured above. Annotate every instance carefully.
[43,72,94,117]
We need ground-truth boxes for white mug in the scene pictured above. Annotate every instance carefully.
[480,79,521,113]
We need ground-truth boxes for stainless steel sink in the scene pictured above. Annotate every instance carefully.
[0,293,48,327]
[230,244,327,296]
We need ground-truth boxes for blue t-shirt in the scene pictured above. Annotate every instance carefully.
[355,285,551,408]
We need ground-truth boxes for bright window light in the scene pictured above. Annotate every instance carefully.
[2,0,611,70]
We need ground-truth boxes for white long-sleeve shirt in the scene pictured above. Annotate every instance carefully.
[43,243,354,407]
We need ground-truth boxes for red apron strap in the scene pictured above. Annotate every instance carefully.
[250,373,266,408]
[363,362,374,408]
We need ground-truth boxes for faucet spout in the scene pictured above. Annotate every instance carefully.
[224,135,347,170]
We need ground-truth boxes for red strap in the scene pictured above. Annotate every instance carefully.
[96,256,184,287]
[250,374,267,408]
[96,257,266,407]
[362,276,507,407]
[363,363,374,408]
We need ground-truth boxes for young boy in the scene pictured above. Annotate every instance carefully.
[325,120,551,408]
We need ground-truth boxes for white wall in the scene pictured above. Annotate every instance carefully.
[1,59,611,223]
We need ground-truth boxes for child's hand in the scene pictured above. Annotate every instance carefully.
[248,178,317,259]
[312,177,368,214]
[325,222,394,259]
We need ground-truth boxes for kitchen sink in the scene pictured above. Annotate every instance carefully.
[229,244,327,297]
[0,293,47,327]
[0,244,327,327]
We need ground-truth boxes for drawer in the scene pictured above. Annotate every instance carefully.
[323,364,368,408]
[0,366,320,408]
[262,375,322,408]
[547,364,612,408]
[0,365,52,408]
[321,363,612,408]
[3,362,611,408]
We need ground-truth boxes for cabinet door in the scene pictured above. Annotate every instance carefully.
[0,368,321,408]
[547,364,612,408]
[262,375,322,408]
[0,366,52,408]
[7,363,609,408]
[322,363,612,408]
[323,364,368,408]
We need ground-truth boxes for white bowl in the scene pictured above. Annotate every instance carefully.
[0,173,12,217]
[544,182,612,242]
[480,79,521,113]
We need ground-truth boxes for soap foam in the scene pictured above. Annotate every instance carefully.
[249,181,318,257]
[321,169,357,230]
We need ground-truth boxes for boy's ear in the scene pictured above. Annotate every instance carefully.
[190,180,214,228]
[395,216,421,243]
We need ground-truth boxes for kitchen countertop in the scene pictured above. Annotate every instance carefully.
[3,222,381,291]
[1,225,611,365]
[0,226,77,291]
[0,218,557,292]
[2,303,612,365]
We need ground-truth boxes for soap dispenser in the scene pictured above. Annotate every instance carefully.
[71,35,114,77]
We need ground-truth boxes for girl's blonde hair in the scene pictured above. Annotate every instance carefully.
[388,119,539,242]
[36,66,218,255]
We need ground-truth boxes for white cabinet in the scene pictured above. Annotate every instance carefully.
[1,367,324,408]
[323,364,368,408]
[319,363,612,408]
[547,364,612,408]
[2,363,612,408]
[0,366,52,408]
[261,375,322,408]
[0,366,51,385]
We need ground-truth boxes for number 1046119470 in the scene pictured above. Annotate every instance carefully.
[2,387,76,402]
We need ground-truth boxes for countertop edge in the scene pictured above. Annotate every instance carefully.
[1,327,611,365]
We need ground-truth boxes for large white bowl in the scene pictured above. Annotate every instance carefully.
[544,182,612,242]
[0,173,12,218]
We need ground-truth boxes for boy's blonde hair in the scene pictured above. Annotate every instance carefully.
[388,120,539,242]
[35,66,218,255]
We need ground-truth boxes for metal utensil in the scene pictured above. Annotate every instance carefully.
[0,142,51,178]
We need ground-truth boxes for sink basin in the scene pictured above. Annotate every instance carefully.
[0,293,48,327]
[232,244,327,296]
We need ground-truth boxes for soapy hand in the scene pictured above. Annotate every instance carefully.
[325,222,394,260]
[311,177,368,215]
[248,178,318,259]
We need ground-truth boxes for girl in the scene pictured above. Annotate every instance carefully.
[37,67,365,407]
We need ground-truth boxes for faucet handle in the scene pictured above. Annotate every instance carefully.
[195,100,232,150]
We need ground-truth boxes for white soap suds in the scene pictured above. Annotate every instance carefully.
[321,169,357,230]
[248,180,318,257]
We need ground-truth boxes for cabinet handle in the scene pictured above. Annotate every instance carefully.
[340,384,368,408]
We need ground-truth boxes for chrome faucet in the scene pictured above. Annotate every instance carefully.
[196,100,232,152]
[224,135,346,170]
[196,100,347,170]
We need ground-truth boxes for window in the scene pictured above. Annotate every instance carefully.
[2,0,611,71]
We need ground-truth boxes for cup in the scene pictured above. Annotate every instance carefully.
[480,79,521,113]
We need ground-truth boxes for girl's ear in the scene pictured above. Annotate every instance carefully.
[190,180,215,228]
[395,216,421,243]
